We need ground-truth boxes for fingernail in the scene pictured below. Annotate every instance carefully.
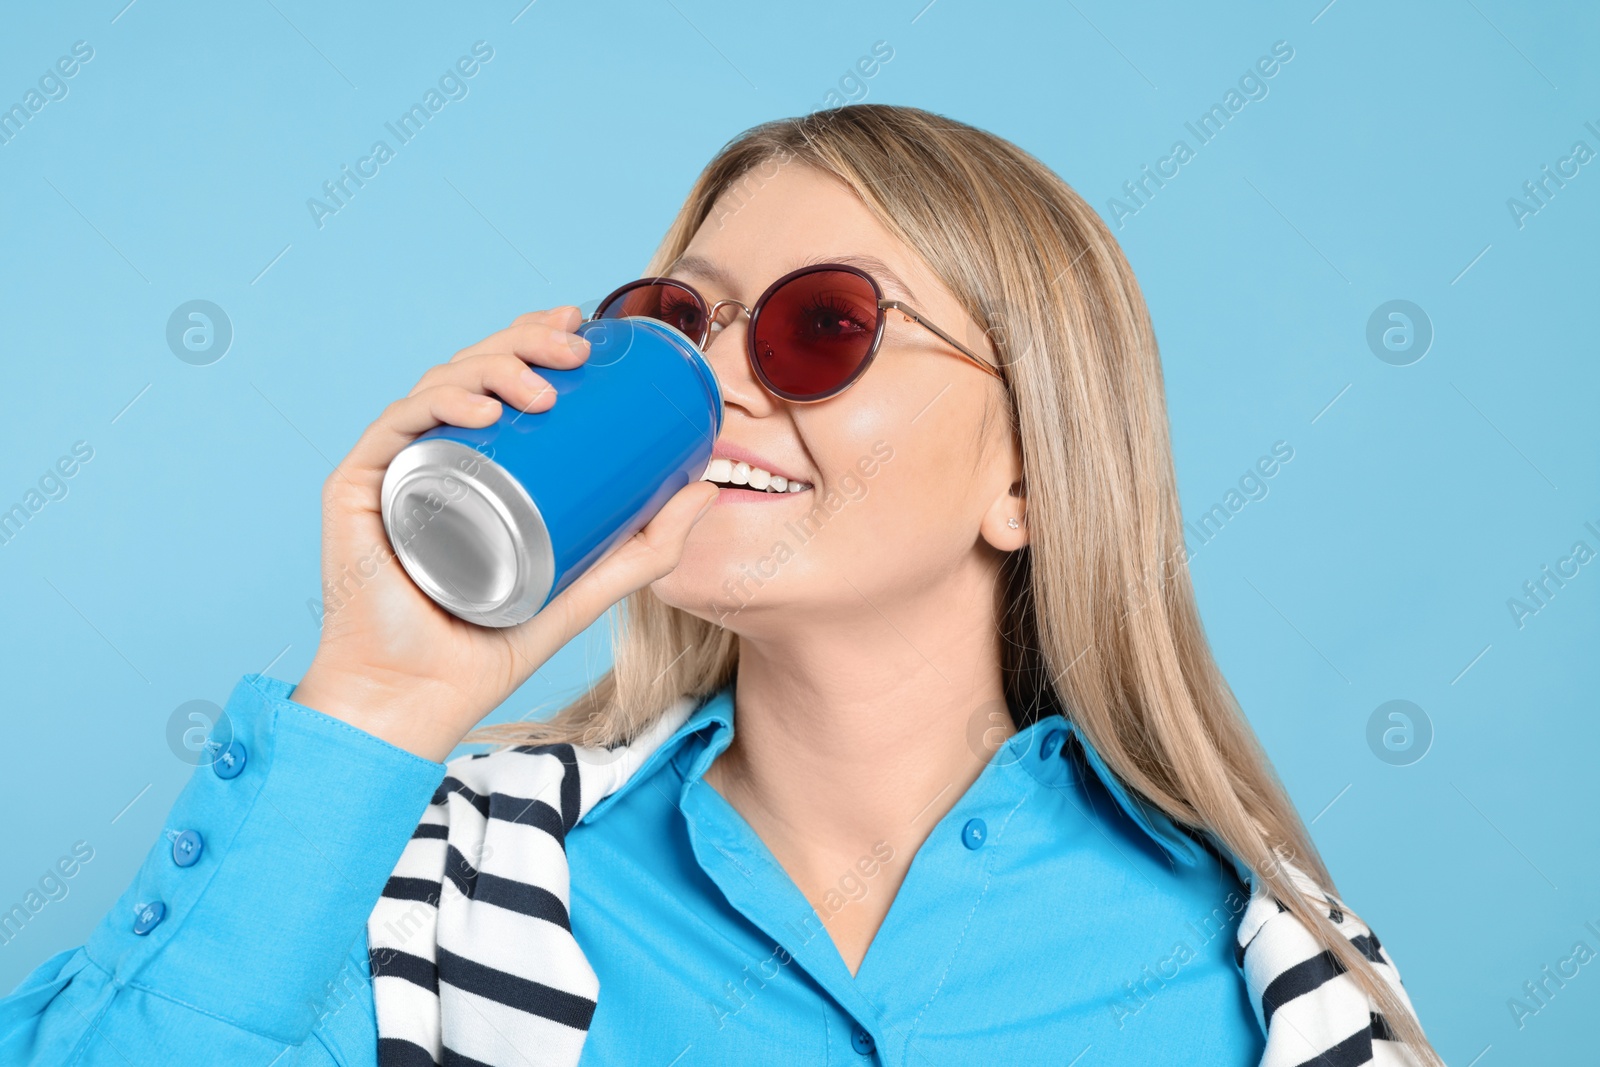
[558,332,589,356]
[521,367,542,388]
[695,494,717,521]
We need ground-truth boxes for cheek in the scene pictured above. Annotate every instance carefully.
[652,388,987,611]
[804,414,975,568]
[837,441,954,548]
[831,398,896,446]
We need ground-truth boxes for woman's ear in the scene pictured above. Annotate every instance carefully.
[980,478,1028,552]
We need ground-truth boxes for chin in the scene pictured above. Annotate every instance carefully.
[648,564,730,618]
[650,560,783,632]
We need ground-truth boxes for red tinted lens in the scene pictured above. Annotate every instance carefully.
[750,270,881,399]
[597,282,708,344]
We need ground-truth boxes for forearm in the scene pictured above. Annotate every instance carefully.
[0,673,446,1064]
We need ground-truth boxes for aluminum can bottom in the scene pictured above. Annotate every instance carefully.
[380,438,555,627]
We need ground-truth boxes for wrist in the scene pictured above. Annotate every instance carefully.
[291,661,469,763]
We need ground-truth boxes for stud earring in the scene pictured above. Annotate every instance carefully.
[1007,517,1021,529]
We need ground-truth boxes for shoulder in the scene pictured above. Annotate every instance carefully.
[1234,860,1422,1064]
[430,744,586,844]
[431,695,703,838]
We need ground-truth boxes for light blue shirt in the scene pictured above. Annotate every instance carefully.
[568,685,1263,1064]
[0,674,1264,1064]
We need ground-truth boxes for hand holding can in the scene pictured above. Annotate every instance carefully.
[291,306,720,763]
[380,311,724,629]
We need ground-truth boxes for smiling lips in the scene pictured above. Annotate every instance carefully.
[701,456,812,495]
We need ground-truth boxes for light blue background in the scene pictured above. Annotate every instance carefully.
[2,1,1596,1062]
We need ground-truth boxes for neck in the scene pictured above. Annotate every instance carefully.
[701,564,1015,906]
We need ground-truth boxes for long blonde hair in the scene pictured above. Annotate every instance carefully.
[466,103,1438,1064]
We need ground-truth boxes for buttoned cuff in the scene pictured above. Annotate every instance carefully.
[82,673,446,1045]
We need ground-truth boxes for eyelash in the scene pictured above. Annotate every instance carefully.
[803,294,872,332]
[660,294,704,322]
[662,293,875,335]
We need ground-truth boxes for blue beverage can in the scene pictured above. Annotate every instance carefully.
[380,316,723,627]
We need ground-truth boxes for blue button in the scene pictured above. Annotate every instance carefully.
[171,829,204,868]
[212,740,247,779]
[961,817,987,850]
[850,1026,875,1055]
[1039,729,1064,760]
[133,901,166,935]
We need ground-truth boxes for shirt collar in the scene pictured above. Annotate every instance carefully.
[578,684,1218,876]
[581,687,733,826]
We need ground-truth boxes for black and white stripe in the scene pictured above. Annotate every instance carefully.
[367,694,1427,1066]
[1235,864,1423,1066]
[367,694,697,1067]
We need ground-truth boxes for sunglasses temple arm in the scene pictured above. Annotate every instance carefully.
[880,301,1006,382]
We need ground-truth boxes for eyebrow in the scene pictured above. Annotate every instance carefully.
[663,252,920,306]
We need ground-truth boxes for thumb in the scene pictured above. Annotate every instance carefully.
[509,479,720,652]
[626,477,722,572]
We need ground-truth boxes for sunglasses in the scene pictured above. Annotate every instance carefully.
[588,262,1006,403]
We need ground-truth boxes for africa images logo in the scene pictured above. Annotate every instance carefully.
[306,41,494,230]
[1106,40,1296,229]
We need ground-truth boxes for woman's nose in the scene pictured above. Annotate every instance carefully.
[701,308,775,416]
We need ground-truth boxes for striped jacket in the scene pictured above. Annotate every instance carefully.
[367,692,1426,1067]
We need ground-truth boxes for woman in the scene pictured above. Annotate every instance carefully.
[0,105,1438,1065]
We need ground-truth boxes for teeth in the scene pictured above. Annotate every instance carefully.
[699,457,811,493]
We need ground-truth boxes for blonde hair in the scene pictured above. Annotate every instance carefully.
[466,103,1438,1064]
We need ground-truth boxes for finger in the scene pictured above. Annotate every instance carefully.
[512,306,582,330]
[506,479,720,656]
[634,478,724,545]
[408,352,559,410]
[452,316,590,367]
[334,384,512,488]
